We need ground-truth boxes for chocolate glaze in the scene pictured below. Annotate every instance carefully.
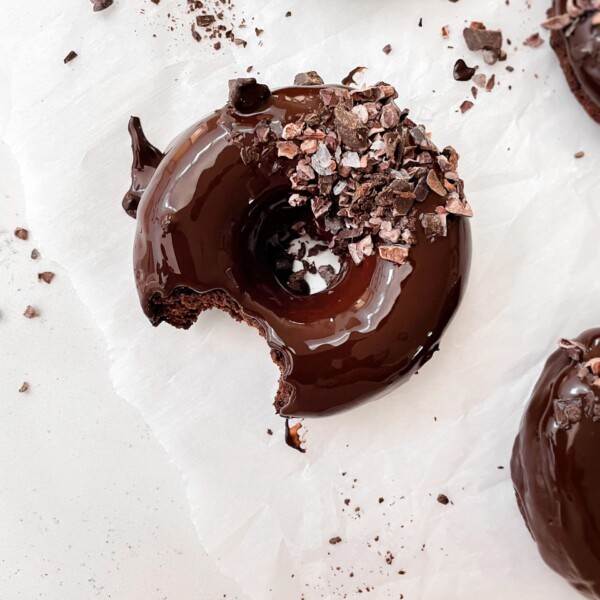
[511,329,600,598]
[128,86,471,417]
[555,0,600,107]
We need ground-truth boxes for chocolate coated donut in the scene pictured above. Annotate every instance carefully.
[512,329,600,598]
[123,79,472,417]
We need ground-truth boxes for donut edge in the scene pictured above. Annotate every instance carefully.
[146,287,293,414]
[549,11,600,124]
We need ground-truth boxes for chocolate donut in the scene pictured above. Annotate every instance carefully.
[123,76,472,417]
[511,329,600,597]
[543,1,600,123]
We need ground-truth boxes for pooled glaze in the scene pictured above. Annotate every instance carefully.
[511,328,600,598]
[555,0,600,107]
[128,86,471,417]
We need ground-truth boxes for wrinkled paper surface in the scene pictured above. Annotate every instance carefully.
[4,0,600,597]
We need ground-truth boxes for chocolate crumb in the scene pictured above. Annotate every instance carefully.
[18,382,29,393]
[228,78,271,114]
[575,151,585,159]
[437,494,450,505]
[266,428,273,436]
[64,51,78,64]
[463,24,502,52]
[38,272,55,284]
[378,497,385,503]
[23,305,39,319]
[14,227,29,240]
[255,27,264,37]
[284,419,305,453]
[342,67,366,87]
[460,100,474,113]
[382,44,392,55]
[329,536,342,545]
[31,249,40,260]
[90,0,113,11]
[486,74,496,92]
[317,264,337,286]
[523,32,544,48]
[285,11,292,17]
[453,59,478,81]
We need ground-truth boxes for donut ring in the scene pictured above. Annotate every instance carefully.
[123,78,472,417]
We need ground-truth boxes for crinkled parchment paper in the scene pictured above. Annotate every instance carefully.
[4,0,600,597]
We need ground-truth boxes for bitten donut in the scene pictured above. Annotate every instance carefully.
[543,1,600,123]
[511,330,600,598]
[123,74,472,417]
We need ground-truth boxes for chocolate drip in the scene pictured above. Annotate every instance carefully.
[511,328,600,598]
[122,117,164,218]
[554,0,600,108]
[129,86,471,417]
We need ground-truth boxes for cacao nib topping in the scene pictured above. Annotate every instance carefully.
[542,1,600,32]
[553,336,600,428]
[226,80,471,266]
[293,71,324,86]
[228,78,271,114]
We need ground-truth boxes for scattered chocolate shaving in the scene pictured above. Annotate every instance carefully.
[266,428,273,435]
[460,100,474,113]
[575,151,585,158]
[18,382,29,393]
[228,78,270,114]
[91,0,113,11]
[329,536,342,545]
[453,59,478,81]
[486,74,496,92]
[285,10,292,17]
[441,25,450,39]
[23,305,39,319]
[293,71,324,86]
[255,27,264,36]
[523,32,544,48]
[38,272,55,284]
[14,227,29,240]
[382,44,392,55]
[31,249,40,260]
[64,51,78,64]
[472,73,487,88]
[437,494,450,505]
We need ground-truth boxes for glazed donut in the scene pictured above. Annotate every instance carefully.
[123,75,472,417]
[511,330,600,598]
[543,1,600,123]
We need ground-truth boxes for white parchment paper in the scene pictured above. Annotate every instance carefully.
[4,0,600,597]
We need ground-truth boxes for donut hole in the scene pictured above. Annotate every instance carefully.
[240,187,342,297]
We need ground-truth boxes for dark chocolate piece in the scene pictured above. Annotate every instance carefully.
[38,272,55,284]
[14,228,28,240]
[228,78,271,114]
[512,329,600,597]
[126,84,471,417]
[453,59,478,81]
[543,1,600,122]
[23,305,39,319]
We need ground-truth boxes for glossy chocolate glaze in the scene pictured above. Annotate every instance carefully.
[511,329,600,598]
[555,0,600,107]
[129,86,471,417]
